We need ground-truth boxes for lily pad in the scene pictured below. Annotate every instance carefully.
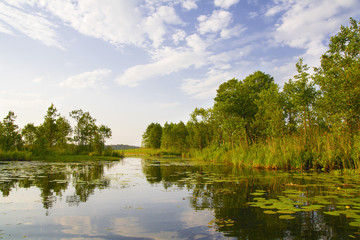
[279,215,295,220]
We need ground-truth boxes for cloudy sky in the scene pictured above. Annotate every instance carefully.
[0,0,359,146]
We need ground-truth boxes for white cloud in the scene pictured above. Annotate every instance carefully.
[0,2,63,48]
[142,6,183,48]
[59,69,111,89]
[0,1,185,49]
[32,77,43,84]
[267,0,360,80]
[186,34,208,53]
[198,10,232,35]
[182,0,198,10]
[214,0,240,9]
[172,29,186,45]
[181,69,234,99]
[116,48,207,87]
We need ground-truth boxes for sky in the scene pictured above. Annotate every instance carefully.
[0,0,359,146]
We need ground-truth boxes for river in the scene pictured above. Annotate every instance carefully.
[0,158,360,239]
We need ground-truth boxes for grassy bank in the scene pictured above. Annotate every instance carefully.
[0,150,123,162]
[122,148,182,157]
[189,134,360,171]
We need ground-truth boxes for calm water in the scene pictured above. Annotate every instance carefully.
[1,158,360,239]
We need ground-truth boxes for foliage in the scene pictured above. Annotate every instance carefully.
[142,123,162,148]
[141,18,360,170]
[0,104,115,160]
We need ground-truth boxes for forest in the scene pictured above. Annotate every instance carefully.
[0,104,120,160]
[142,18,360,170]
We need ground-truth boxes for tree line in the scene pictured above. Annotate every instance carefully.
[142,18,360,170]
[0,104,113,157]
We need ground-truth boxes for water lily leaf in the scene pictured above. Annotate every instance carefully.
[279,215,295,220]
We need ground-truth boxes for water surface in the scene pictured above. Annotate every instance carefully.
[0,158,360,239]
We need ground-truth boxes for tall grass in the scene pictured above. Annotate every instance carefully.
[0,150,33,161]
[191,133,360,170]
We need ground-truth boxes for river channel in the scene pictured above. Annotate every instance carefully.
[1,157,360,239]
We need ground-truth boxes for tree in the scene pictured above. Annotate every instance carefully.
[39,104,72,152]
[70,109,97,150]
[21,123,38,151]
[187,108,212,151]
[253,83,285,140]
[283,58,318,138]
[142,123,162,149]
[213,71,274,147]
[70,109,111,154]
[0,111,22,151]
[313,18,360,167]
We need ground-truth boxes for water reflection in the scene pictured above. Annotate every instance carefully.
[0,161,113,209]
[141,158,360,239]
[0,158,360,239]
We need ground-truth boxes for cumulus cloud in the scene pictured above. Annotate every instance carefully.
[214,0,240,9]
[268,0,360,66]
[182,0,198,10]
[116,48,207,87]
[59,69,111,89]
[0,1,185,49]
[181,69,234,99]
[198,10,232,35]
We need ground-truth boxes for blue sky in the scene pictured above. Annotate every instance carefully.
[0,0,359,146]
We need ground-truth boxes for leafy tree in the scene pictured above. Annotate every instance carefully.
[70,109,111,154]
[213,71,274,147]
[39,104,72,152]
[21,123,38,151]
[0,111,22,151]
[283,58,318,138]
[313,18,360,168]
[254,83,285,140]
[187,108,212,151]
[161,122,188,151]
[142,123,162,148]
[314,18,360,133]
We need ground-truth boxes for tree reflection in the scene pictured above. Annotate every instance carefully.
[0,162,113,210]
[142,159,359,239]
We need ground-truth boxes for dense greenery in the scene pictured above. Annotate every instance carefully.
[0,104,120,160]
[142,18,360,170]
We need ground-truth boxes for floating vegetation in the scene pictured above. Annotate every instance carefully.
[279,215,295,220]
[246,171,360,230]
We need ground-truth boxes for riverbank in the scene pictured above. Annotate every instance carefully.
[0,150,123,162]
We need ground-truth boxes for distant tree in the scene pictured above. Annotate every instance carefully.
[0,111,22,151]
[21,123,38,151]
[70,109,111,154]
[161,122,188,151]
[142,123,162,149]
[39,104,72,152]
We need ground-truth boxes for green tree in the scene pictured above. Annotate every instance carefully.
[253,83,285,140]
[213,71,274,147]
[313,18,360,167]
[39,104,72,152]
[70,109,97,152]
[187,108,212,151]
[0,111,22,151]
[70,109,111,154]
[21,123,38,151]
[142,123,162,148]
[283,58,318,138]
